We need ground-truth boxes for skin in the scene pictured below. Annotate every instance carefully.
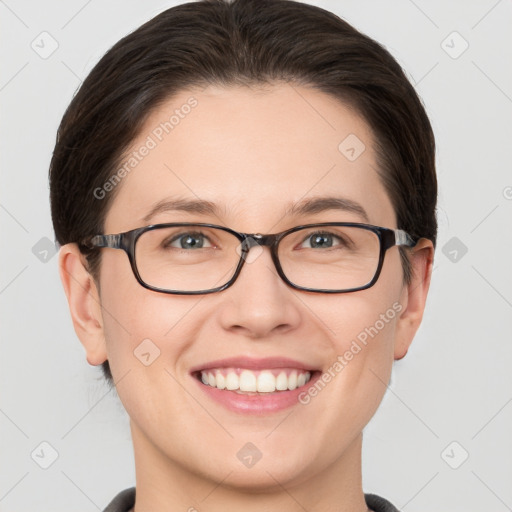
[59,83,433,512]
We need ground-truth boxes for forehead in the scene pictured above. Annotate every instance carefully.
[104,83,395,233]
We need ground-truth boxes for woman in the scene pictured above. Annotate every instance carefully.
[50,0,436,510]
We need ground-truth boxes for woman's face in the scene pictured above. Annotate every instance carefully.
[74,84,427,490]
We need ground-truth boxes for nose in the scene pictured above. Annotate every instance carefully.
[217,244,302,339]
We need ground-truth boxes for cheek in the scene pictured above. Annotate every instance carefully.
[97,274,207,436]
[306,256,403,360]
[96,252,198,376]
[317,292,399,392]
[301,259,404,414]
[333,252,405,382]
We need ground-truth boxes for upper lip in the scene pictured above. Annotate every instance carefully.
[190,356,319,373]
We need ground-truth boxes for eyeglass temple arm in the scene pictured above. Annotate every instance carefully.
[394,229,417,247]
[85,234,123,249]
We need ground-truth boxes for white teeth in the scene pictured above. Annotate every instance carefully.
[199,368,312,393]
[225,372,239,390]
[215,371,226,390]
[276,371,288,390]
[239,370,257,392]
[257,371,276,393]
[288,371,298,390]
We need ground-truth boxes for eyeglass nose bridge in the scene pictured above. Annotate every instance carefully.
[240,232,280,254]
[235,232,287,291]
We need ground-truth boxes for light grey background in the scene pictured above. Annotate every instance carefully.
[1,0,511,510]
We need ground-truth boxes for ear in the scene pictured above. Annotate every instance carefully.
[59,244,108,366]
[394,238,434,360]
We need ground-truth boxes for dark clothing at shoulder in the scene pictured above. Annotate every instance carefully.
[103,487,400,512]
[103,488,135,512]
[365,493,401,511]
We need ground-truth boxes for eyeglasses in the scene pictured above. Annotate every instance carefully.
[82,222,417,295]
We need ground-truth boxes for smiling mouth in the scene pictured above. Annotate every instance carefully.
[194,367,318,394]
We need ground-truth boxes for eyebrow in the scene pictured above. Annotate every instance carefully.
[287,196,369,223]
[143,198,221,222]
[142,196,369,224]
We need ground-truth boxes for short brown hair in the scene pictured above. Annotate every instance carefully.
[50,0,437,382]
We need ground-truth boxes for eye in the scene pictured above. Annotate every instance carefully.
[299,231,349,249]
[165,231,214,250]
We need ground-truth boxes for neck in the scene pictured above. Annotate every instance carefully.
[130,421,370,512]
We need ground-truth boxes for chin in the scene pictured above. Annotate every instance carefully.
[215,464,306,493]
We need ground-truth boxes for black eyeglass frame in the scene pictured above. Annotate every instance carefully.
[82,222,417,295]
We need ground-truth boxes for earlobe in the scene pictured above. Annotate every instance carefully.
[59,244,108,366]
[394,239,434,360]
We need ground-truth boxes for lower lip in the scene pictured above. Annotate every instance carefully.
[192,372,321,414]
